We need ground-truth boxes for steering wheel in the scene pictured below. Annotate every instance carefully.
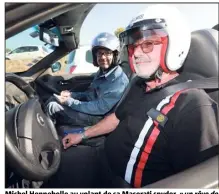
[5,73,61,181]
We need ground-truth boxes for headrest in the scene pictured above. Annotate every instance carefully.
[213,24,219,31]
[119,47,133,80]
[180,29,218,79]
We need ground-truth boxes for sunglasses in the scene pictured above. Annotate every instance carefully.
[129,39,163,53]
[96,50,113,57]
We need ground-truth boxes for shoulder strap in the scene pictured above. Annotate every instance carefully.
[160,77,218,97]
[147,77,218,128]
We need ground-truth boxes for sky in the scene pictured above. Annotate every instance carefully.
[6,3,218,50]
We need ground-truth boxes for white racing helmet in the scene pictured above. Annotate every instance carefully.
[119,5,191,76]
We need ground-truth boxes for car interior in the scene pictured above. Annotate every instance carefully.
[5,3,218,188]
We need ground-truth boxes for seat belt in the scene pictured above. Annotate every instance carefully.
[147,77,218,127]
[160,76,218,96]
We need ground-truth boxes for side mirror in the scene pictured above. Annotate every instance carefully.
[51,62,61,72]
[85,50,93,64]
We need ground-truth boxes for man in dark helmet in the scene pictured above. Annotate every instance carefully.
[46,32,129,127]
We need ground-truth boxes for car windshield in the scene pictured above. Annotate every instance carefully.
[6,27,55,73]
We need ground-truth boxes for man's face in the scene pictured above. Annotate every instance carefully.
[96,48,113,70]
[129,35,163,78]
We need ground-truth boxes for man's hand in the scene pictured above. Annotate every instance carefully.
[54,90,71,104]
[53,94,67,104]
[60,90,71,98]
[62,133,83,149]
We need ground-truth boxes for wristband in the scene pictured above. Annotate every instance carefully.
[81,132,88,140]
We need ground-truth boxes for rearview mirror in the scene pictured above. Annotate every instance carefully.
[51,62,61,72]
[42,30,59,47]
[30,23,60,47]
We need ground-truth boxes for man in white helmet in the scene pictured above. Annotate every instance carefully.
[62,5,218,187]
[46,32,129,127]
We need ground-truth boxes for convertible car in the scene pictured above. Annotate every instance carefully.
[5,3,218,188]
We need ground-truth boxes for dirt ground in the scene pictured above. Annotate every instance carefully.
[6,59,31,72]
[5,57,67,75]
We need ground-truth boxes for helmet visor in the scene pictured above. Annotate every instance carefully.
[120,27,168,47]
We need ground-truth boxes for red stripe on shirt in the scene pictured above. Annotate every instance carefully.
[134,90,185,188]
[161,90,185,115]
[134,126,160,188]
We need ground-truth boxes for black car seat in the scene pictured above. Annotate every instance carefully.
[213,24,219,31]
[178,28,218,103]
[118,45,133,80]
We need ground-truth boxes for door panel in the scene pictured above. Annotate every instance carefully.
[145,156,218,188]
[35,72,95,102]
[56,74,95,92]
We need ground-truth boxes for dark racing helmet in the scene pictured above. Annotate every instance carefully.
[91,32,120,67]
